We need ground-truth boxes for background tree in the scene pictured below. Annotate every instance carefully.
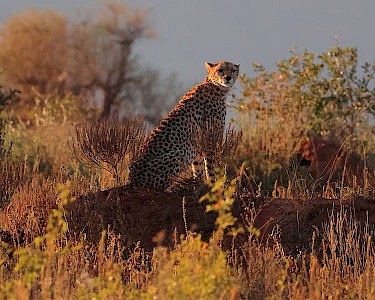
[0,10,69,109]
[68,1,154,119]
[0,1,181,124]
[126,68,183,125]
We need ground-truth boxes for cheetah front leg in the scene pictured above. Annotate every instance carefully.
[191,154,204,179]
[192,153,216,184]
[203,154,216,184]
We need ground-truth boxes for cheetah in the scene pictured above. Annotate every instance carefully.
[127,61,240,190]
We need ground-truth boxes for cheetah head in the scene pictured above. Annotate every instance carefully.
[205,61,240,89]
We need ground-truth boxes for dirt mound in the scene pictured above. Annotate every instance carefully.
[250,196,375,254]
[66,186,375,254]
[66,187,218,250]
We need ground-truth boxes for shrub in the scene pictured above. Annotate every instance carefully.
[233,46,375,189]
[147,235,239,300]
[1,90,97,178]
[69,116,147,186]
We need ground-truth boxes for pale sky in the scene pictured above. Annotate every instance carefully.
[1,0,374,87]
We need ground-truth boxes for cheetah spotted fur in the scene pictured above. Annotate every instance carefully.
[128,61,240,190]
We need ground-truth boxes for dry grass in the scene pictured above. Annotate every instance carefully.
[0,177,58,243]
[0,151,30,209]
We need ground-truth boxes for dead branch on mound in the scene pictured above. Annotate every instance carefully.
[69,116,147,184]
[169,122,242,192]
[192,121,242,166]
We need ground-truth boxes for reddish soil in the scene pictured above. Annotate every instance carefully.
[66,187,218,250]
[65,186,375,254]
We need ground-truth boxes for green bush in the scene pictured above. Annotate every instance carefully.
[233,46,375,187]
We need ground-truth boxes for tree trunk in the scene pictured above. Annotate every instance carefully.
[101,90,116,119]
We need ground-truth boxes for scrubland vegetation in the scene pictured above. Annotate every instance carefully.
[0,2,375,299]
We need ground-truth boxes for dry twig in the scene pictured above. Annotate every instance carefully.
[69,116,147,184]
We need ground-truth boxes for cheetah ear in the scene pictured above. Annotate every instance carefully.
[235,64,240,69]
[205,62,215,72]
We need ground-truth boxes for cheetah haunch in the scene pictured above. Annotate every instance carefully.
[127,61,239,190]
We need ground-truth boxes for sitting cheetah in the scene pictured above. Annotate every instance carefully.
[128,61,240,190]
